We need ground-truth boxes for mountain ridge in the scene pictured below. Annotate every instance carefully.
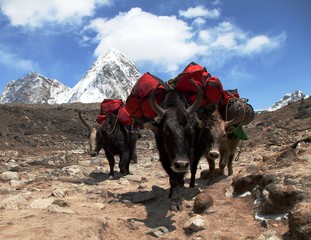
[0,48,309,111]
[0,71,70,104]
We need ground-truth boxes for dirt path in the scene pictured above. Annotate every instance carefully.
[0,149,289,239]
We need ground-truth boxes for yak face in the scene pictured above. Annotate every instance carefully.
[156,107,196,173]
[88,125,104,157]
[206,110,235,160]
[79,111,109,157]
[149,81,202,174]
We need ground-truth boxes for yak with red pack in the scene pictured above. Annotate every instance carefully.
[169,62,254,187]
[145,80,203,211]
[79,99,140,179]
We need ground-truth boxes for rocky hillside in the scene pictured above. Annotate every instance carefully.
[0,97,310,239]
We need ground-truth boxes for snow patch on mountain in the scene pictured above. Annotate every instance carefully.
[67,48,141,103]
[267,90,310,112]
[0,48,142,104]
[0,72,70,104]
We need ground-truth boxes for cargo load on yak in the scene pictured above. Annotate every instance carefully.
[168,62,223,112]
[219,89,255,127]
[96,99,133,126]
[125,72,167,121]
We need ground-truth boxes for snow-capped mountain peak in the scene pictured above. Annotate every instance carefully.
[268,90,310,111]
[0,48,142,104]
[0,72,70,104]
[67,48,141,103]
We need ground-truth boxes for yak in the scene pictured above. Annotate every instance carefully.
[79,111,140,179]
[145,80,202,211]
[190,108,239,187]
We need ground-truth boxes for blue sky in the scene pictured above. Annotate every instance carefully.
[0,0,310,110]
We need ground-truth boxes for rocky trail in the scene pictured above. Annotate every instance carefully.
[0,98,310,239]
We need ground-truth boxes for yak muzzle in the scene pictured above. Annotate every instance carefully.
[208,150,220,159]
[172,159,190,173]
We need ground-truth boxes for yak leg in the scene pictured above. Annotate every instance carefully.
[129,140,138,164]
[227,140,240,176]
[169,173,185,211]
[206,156,216,185]
[227,153,235,176]
[190,129,210,188]
[119,150,130,175]
[190,153,201,188]
[219,148,229,175]
[105,151,115,179]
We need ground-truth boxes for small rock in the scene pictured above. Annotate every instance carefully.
[118,178,130,185]
[225,186,233,198]
[0,195,27,210]
[9,180,25,190]
[124,175,142,182]
[138,183,147,189]
[51,189,68,198]
[0,171,19,181]
[146,226,169,238]
[5,161,22,172]
[48,204,76,214]
[30,198,55,209]
[193,192,214,214]
[52,199,69,207]
[183,215,206,234]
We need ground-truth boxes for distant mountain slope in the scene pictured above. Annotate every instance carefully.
[268,90,310,111]
[67,48,141,103]
[0,72,70,104]
[0,48,141,104]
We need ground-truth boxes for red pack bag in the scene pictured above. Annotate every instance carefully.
[100,99,123,114]
[125,72,166,119]
[117,106,133,126]
[171,62,223,107]
[97,99,132,126]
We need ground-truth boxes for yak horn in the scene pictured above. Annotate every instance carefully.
[150,83,165,118]
[186,79,203,114]
[79,111,92,131]
[100,110,111,129]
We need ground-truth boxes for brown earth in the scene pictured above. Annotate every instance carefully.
[0,98,310,240]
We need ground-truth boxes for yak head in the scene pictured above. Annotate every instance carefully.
[205,109,236,160]
[79,111,116,157]
[146,80,202,173]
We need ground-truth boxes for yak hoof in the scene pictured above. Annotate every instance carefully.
[108,175,114,180]
[170,199,183,211]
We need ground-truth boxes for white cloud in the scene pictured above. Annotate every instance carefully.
[196,21,286,67]
[0,0,112,28]
[179,6,220,19]
[0,49,36,71]
[242,34,286,55]
[86,8,205,72]
[84,8,286,73]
